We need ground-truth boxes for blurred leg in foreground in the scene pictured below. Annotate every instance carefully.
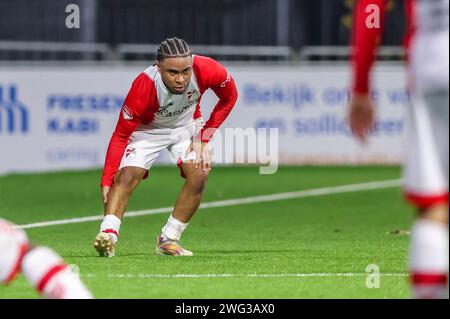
[0,218,93,299]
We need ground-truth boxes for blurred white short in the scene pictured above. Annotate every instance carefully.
[403,89,449,207]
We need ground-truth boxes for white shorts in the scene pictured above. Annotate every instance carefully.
[119,119,203,178]
[403,89,449,207]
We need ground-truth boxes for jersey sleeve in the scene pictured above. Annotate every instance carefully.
[351,0,387,94]
[100,73,154,187]
[196,57,238,142]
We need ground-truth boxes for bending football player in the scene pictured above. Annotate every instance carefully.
[95,37,238,257]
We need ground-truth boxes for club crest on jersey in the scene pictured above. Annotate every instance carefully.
[187,89,200,102]
[122,105,133,120]
[125,147,136,159]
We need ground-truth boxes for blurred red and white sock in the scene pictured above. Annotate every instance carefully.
[100,215,121,244]
[21,246,92,299]
[0,219,29,284]
[409,219,449,299]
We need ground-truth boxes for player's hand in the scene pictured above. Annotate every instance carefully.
[190,138,202,168]
[200,142,212,172]
[189,139,211,172]
[102,186,111,204]
[348,93,375,144]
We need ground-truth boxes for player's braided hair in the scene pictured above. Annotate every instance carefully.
[156,37,192,61]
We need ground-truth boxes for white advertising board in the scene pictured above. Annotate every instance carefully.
[0,63,407,175]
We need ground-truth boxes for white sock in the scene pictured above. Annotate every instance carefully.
[409,219,449,299]
[21,246,92,299]
[0,219,29,284]
[100,215,121,244]
[161,214,188,241]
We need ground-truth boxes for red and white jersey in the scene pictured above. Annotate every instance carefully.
[352,0,449,207]
[409,0,449,92]
[101,55,238,187]
[138,62,202,130]
[352,0,449,93]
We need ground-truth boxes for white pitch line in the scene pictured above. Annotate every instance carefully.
[17,179,402,230]
[80,273,408,279]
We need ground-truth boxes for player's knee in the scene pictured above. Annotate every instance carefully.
[187,171,208,193]
[115,168,144,191]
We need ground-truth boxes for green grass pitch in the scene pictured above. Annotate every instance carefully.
[0,166,413,298]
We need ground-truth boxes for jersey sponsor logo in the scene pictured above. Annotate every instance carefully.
[122,105,133,120]
[158,104,192,117]
[220,74,232,88]
[157,90,200,118]
[161,102,174,109]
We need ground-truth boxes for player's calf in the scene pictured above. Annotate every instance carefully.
[95,167,146,257]
[93,215,120,257]
[185,164,209,194]
[22,246,92,299]
[1,218,92,298]
[409,204,449,299]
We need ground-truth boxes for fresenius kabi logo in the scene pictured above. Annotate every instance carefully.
[0,85,29,134]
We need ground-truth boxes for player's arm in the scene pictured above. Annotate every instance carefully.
[191,58,238,171]
[348,0,387,143]
[101,73,153,201]
[197,59,238,143]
